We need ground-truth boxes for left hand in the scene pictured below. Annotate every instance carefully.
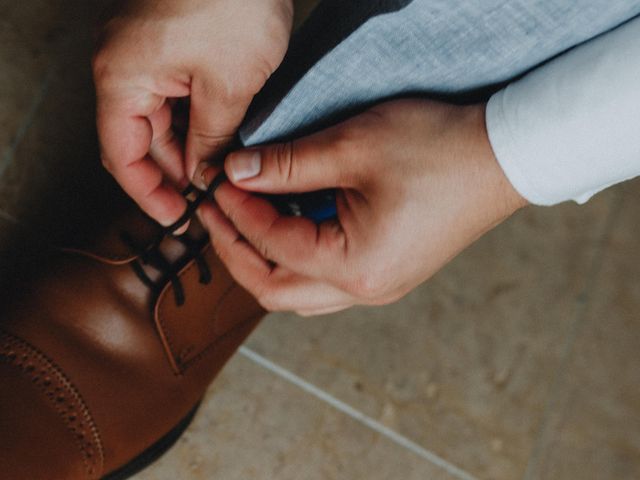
[93,0,294,229]
[198,99,528,316]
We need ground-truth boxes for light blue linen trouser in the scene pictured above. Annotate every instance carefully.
[240,0,640,147]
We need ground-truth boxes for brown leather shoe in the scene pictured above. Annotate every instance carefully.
[0,182,265,479]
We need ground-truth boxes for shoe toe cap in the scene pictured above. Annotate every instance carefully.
[0,333,102,480]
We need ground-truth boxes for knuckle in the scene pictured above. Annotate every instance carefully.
[206,74,254,105]
[329,125,358,159]
[222,206,240,229]
[272,142,294,183]
[244,59,275,95]
[91,47,120,87]
[221,78,246,102]
[152,128,175,149]
[251,272,277,312]
[368,294,400,307]
[91,49,109,77]
[212,242,231,266]
[326,126,366,186]
[253,238,274,263]
[190,128,233,150]
[101,156,115,174]
[357,107,389,127]
[256,292,279,313]
[349,273,388,301]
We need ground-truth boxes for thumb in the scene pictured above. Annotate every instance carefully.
[186,77,251,186]
[225,133,359,194]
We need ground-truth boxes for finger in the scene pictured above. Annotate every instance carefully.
[186,77,251,187]
[224,128,363,193]
[96,91,187,227]
[198,201,274,295]
[148,101,187,187]
[264,274,355,312]
[199,202,353,312]
[210,179,348,280]
[296,305,352,317]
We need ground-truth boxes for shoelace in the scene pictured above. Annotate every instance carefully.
[120,173,228,307]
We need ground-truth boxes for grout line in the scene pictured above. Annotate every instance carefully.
[521,190,626,480]
[239,346,479,480]
[0,69,53,179]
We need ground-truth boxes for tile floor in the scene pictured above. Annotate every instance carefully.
[1,1,639,479]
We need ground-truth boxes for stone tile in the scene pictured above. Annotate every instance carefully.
[0,1,62,158]
[0,0,102,153]
[0,61,115,232]
[0,4,127,237]
[0,0,116,217]
[529,180,640,480]
[132,354,458,480]
[247,189,619,480]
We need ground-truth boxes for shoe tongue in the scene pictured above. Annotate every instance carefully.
[59,207,216,307]
[60,209,164,265]
[136,220,210,285]
[153,245,265,375]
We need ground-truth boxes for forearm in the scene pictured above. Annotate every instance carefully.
[486,15,640,206]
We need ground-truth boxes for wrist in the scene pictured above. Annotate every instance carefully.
[462,103,529,218]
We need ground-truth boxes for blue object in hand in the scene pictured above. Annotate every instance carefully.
[267,190,338,224]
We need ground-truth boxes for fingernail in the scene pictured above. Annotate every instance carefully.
[193,162,212,190]
[172,221,190,236]
[228,150,261,182]
[202,165,221,189]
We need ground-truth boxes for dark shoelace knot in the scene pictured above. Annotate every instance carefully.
[120,173,227,307]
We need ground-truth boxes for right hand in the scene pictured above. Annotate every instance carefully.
[93,0,294,228]
[199,99,527,316]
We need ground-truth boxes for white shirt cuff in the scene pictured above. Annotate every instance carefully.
[486,15,640,206]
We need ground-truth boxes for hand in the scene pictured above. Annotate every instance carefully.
[198,99,528,316]
[93,0,293,228]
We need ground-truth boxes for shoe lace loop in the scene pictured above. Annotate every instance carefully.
[120,173,227,307]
